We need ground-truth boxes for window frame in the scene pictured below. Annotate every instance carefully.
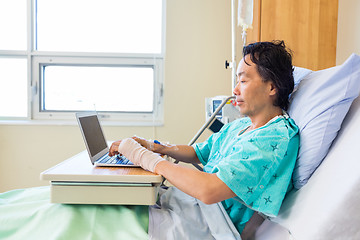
[31,55,164,125]
[0,0,166,126]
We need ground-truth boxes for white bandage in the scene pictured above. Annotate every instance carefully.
[118,138,165,172]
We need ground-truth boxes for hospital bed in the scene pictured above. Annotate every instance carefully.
[0,54,359,240]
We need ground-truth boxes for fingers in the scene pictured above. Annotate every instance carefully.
[109,140,121,156]
[132,136,151,149]
[109,137,143,157]
[132,136,145,145]
[110,136,158,157]
[118,138,165,172]
[132,136,141,143]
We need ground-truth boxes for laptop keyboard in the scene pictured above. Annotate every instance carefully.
[97,154,134,165]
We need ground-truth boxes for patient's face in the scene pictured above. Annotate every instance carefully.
[233,55,275,117]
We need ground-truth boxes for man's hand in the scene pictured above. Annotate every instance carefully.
[109,140,122,156]
[132,136,155,151]
[118,138,165,172]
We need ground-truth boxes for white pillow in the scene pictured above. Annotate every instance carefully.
[292,66,312,89]
[289,54,360,189]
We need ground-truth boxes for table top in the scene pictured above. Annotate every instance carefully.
[41,150,163,183]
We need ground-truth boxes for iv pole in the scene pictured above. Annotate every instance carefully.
[231,0,237,92]
[228,0,253,92]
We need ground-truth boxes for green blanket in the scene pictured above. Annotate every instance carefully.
[0,186,149,240]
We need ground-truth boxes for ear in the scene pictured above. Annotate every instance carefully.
[268,82,277,96]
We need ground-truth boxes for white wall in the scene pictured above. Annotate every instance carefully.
[0,0,232,192]
[336,0,360,64]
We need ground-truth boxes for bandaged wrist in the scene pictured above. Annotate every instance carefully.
[118,138,165,172]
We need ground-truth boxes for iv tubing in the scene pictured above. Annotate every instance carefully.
[231,0,237,92]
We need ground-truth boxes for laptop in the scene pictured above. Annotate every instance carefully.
[76,112,138,167]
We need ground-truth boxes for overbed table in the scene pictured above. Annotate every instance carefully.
[40,150,163,205]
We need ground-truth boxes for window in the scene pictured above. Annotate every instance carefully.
[42,66,154,112]
[32,56,164,123]
[0,0,165,125]
[36,0,163,54]
[0,0,27,51]
[0,58,28,118]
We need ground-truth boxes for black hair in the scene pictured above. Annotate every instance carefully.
[243,40,294,110]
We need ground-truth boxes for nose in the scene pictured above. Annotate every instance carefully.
[233,81,240,96]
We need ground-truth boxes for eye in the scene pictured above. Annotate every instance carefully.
[236,77,244,84]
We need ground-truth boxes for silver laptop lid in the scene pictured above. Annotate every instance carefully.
[76,112,108,164]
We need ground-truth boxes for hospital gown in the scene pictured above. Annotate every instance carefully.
[193,114,299,233]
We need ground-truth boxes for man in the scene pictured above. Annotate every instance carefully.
[109,41,299,234]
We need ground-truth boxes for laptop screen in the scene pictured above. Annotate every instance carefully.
[78,115,107,157]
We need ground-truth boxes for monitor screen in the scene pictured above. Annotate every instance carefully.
[212,99,223,116]
[78,115,107,157]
